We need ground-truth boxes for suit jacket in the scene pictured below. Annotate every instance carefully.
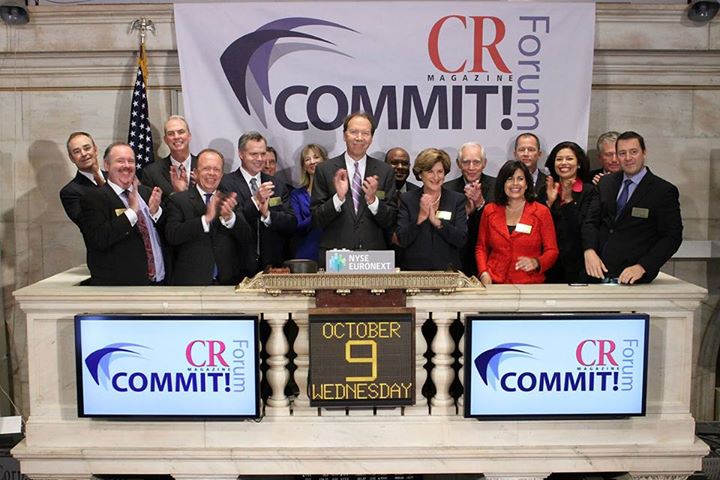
[444,173,496,277]
[164,188,252,285]
[475,201,558,284]
[219,170,297,276]
[396,187,467,271]
[545,182,596,284]
[533,170,548,203]
[79,183,166,286]
[581,169,682,283]
[59,171,103,226]
[140,154,198,202]
[311,154,397,266]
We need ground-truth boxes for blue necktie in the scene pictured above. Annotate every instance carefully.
[204,192,218,280]
[616,179,633,219]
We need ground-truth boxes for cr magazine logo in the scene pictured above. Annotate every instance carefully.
[474,343,539,390]
[220,17,357,127]
[85,342,149,388]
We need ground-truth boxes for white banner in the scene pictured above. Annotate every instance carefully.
[175,2,595,182]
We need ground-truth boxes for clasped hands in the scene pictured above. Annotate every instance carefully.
[417,193,441,228]
[463,180,484,215]
[334,169,380,205]
[204,192,239,223]
[128,178,162,216]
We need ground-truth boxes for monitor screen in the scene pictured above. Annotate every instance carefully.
[464,313,648,419]
[75,314,260,418]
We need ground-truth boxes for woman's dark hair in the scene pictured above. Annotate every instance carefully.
[544,141,590,183]
[494,160,534,205]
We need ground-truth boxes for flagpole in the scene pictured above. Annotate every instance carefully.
[128,17,156,171]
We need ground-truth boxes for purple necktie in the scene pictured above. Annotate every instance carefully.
[351,162,362,213]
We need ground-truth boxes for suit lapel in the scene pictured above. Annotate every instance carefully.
[74,172,94,187]
[161,157,172,185]
[491,206,511,241]
[102,183,127,212]
[234,170,253,202]
[606,173,622,220]
[189,187,207,217]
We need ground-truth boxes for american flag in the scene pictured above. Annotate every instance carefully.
[127,44,154,171]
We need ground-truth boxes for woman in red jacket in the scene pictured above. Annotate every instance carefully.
[475,160,558,285]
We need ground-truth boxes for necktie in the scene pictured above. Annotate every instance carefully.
[616,179,633,219]
[123,190,156,281]
[178,164,187,184]
[351,162,362,213]
[204,192,219,281]
[93,171,105,187]
[249,178,261,260]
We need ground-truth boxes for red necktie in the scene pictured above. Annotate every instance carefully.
[123,190,156,280]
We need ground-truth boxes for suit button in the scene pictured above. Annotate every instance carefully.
[609,229,614,233]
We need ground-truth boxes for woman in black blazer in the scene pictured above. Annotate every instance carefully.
[395,148,467,271]
[543,141,596,283]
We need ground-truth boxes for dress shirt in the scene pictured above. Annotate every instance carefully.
[331,153,379,214]
[197,186,236,231]
[78,169,100,185]
[617,166,648,204]
[108,180,165,282]
[170,154,192,185]
[239,166,272,226]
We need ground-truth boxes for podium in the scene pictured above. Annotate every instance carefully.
[10,266,709,480]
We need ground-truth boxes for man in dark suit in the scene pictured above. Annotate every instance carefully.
[444,142,496,277]
[60,132,106,226]
[514,133,547,199]
[311,112,397,267]
[582,131,683,284]
[165,148,251,285]
[590,131,621,185]
[219,131,296,277]
[79,142,166,286]
[140,115,198,201]
[385,147,418,199]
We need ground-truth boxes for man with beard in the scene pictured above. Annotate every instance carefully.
[79,143,165,285]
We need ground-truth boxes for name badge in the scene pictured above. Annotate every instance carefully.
[631,207,649,219]
[515,222,532,234]
[268,196,282,207]
[376,190,386,200]
[436,210,452,221]
[114,208,126,217]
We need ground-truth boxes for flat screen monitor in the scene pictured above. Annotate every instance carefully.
[75,314,260,418]
[464,313,648,419]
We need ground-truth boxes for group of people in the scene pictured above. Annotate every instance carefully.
[59,111,683,287]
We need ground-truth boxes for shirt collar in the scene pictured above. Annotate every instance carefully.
[196,185,215,197]
[78,169,97,184]
[107,180,131,196]
[344,152,367,172]
[239,166,261,186]
[623,166,648,185]
[169,154,192,169]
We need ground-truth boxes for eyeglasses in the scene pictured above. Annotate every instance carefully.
[347,129,372,138]
[460,160,483,167]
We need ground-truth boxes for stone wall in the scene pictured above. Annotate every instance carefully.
[1,3,718,419]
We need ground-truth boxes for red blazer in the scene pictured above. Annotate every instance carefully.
[475,201,559,284]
